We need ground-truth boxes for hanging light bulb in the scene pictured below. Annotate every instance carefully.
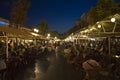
[111,18,116,22]
[98,24,101,28]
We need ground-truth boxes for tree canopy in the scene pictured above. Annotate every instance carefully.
[90,0,120,22]
[10,0,30,27]
[66,0,120,37]
[35,19,48,36]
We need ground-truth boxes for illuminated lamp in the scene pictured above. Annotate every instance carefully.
[98,24,101,28]
[111,18,116,22]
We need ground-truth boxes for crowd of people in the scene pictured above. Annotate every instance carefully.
[63,41,120,80]
[0,39,120,80]
[0,39,62,80]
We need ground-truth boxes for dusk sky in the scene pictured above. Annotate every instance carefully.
[0,0,120,33]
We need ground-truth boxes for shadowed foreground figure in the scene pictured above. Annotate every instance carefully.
[82,58,101,80]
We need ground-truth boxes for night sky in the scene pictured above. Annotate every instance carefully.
[0,0,120,33]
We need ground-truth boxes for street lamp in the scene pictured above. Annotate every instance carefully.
[54,36,57,39]
[34,28,39,33]
[47,33,50,37]
[90,28,93,31]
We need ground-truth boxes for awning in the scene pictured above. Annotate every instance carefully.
[0,26,33,39]
[75,13,120,38]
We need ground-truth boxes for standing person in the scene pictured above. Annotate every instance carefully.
[54,42,57,49]
[54,42,57,58]
[55,43,63,59]
[0,42,7,80]
[0,56,7,80]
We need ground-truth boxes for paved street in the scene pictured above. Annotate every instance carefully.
[15,53,83,80]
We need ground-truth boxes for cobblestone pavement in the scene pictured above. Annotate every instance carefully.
[15,53,83,80]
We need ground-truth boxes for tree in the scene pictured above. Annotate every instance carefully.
[65,0,120,38]
[66,20,89,36]
[49,31,59,38]
[10,0,30,28]
[90,0,120,22]
[35,19,48,36]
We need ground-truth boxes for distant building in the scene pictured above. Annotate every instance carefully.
[0,18,9,26]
